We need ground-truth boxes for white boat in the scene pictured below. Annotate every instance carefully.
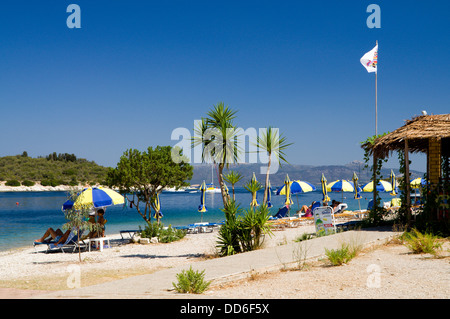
[205,185,221,193]
[164,187,185,192]
[205,165,221,193]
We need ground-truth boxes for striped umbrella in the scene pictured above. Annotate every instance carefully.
[352,172,362,200]
[411,178,427,189]
[266,180,273,208]
[276,180,316,195]
[276,177,315,211]
[283,174,293,207]
[198,181,207,222]
[352,172,362,211]
[250,172,260,208]
[153,193,163,221]
[361,180,393,193]
[327,179,357,202]
[390,170,398,196]
[321,173,331,203]
[326,180,356,193]
[62,186,124,210]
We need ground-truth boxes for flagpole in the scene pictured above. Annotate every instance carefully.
[375,40,378,136]
[373,40,378,211]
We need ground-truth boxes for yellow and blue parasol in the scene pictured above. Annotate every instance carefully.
[361,180,393,193]
[62,186,124,210]
[266,180,273,208]
[326,180,356,193]
[276,180,316,195]
[153,192,163,220]
[352,172,362,200]
[198,181,207,212]
[389,169,398,196]
[327,179,358,202]
[410,177,427,189]
[321,173,331,203]
[280,174,294,207]
[250,172,260,208]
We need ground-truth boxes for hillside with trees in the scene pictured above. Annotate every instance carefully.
[0,152,108,186]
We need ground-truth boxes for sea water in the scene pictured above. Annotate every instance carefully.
[0,189,396,251]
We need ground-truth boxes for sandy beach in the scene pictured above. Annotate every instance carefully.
[0,224,448,299]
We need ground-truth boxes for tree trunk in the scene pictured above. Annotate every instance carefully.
[218,165,229,207]
[263,156,272,205]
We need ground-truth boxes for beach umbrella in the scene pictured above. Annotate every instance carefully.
[282,174,293,207]
[62,186,124,210]
[250,172,260,208]
[153,192,163,221]
[321,173,331,204]
[276,180,316,195]
[352,172,362,200]
[326,180,355,192]
[276,179,316,211]
[411,178,427,189]
[326,179,357,202]
[361,180,393,193]
[390,170,398,196]
[410,177,427,203]
[352,172,362,211]
[198,181,207,222]
[266,180,273,208]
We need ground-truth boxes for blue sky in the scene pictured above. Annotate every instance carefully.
[1,1,449,172]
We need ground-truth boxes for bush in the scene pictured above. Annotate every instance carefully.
[402,228,443,255]
[41,179,64,187]
[21,180,35,187]
[5,180,21,186]
[172,266,211,294]
[216,201,272,257]
[140,222,186,243]
[325,243,359,266]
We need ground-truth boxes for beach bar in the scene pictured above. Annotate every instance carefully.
[362,114,450,223]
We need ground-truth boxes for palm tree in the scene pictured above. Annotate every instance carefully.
[193,102,242,206]
[243,176,263,209]
[223,170,244,201]
[255,127,292,205]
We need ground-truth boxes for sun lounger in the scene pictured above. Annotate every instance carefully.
[120,230,140,240]
[272,206,289,219]
[36,230,86,254]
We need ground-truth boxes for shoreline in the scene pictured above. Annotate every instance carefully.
[0,182,77,193]
[0,226,315,293]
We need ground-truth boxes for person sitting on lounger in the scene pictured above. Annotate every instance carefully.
[298,201,317,217]
[84,208,108,239]
[331,200,348,214]
[34,227,72,246]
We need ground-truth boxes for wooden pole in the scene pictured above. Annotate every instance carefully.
[404,139,411,225]
[375,40,378,136]
[373,41,378,210]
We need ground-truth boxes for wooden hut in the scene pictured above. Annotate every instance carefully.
[362,114,450,222]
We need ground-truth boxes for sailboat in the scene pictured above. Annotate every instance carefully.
[205,164,221,193]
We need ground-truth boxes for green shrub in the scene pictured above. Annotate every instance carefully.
[216,201,273,257]
[21,180,35,187]
[325,243,358,266]
[140,222,186,243]
[172,266,211,294]
[41,179,64,187]
[403,228,443,255]
[5,180,21,186]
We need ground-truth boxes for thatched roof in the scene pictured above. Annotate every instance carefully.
[362,114,450,158]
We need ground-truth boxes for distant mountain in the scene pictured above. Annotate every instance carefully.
[190,161,424,188]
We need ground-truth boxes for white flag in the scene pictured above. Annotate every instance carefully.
[360,44,378,73]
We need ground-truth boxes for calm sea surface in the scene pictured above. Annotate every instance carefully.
[0,188,396,251]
